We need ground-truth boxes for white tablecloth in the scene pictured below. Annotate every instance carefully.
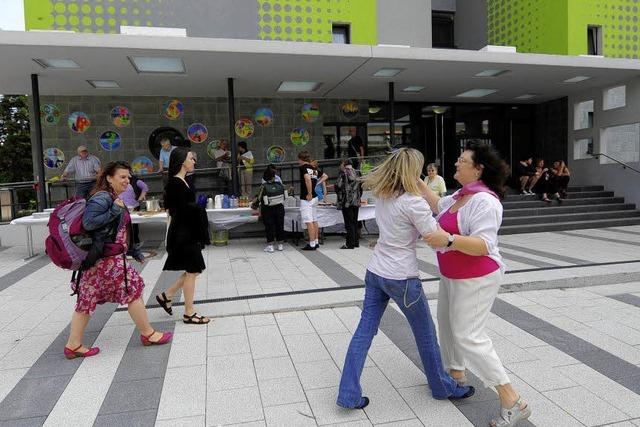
[284,204,375,231]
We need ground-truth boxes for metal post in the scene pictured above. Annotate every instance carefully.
[227,78,240,196]
[509,119,514,169]
[388,82,395,147]
[31,74,47,210]
[440,114,445,178]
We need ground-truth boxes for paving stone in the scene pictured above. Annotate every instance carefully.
[247,325,289,359]
[504,360,578,391]
[284,333,332,363]
[157,365,206,420]
[306,308,349,334]
[320,332,375,370]
[98,378,164,415]
[397,386,473,427]
[254,356,297,381]
[94,409,157,427]
[207,333,250,357]
[0,375,70,421]
[206,386,264,426]
[305,386,368,426]
[208,353,257,391]
[375,419,424,426]
[155,416,206,427]
[0,417,47,427]
[258,376,306,407]
[264,402,316,427]
[544,386,628,426]
[523,345,580,368]
[359,367,416,424]
[274,311,316,335]
[368,345,427,389]
[113,345,172,382]
[167,331,207,368]
[0,368,27,403]
[245,314,276,328]
[295,359,342,390]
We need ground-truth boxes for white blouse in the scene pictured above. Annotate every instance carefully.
[436,191,505,273]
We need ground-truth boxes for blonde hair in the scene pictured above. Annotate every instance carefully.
[362,148,424,199]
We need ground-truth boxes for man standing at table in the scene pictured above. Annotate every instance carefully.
[61,145,101,199]
[347,127,365,170]
[298,151,327,251]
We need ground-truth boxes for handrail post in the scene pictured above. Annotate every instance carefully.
[31,74,47,210]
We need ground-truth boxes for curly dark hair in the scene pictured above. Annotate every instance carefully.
[465,140,509,199]
[91,161,131,197]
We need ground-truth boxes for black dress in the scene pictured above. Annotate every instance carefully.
[163,176,209,273]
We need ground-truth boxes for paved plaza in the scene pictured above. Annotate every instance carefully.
[1,224,640,426]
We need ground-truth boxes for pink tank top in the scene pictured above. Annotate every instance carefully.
[436,209,499,279]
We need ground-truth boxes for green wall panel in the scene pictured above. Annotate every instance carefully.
[257,0,377,44]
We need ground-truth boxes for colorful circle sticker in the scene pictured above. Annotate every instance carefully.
[163,99,184,120]
[41,104,61,125]
[301,103,320,122]
[43,147,65,168]
[254,107,273,126]
[266,145,286,164]
[187,123,208,144]
[111,106,131,127]
[235,118,255,138]
[340,101,359,120]
[68,111,91,133]
[131,156,155,175]
[99,130,122,151]
[290,128,310,146]
[206,139,227,160]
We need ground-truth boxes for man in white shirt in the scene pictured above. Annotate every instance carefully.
[213,140,231,180]
[61,145,102,198]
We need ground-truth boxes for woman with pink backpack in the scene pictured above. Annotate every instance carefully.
[63,161,172,359]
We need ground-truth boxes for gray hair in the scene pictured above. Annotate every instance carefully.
[426,163,438,171]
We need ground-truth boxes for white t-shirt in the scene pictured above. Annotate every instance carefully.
[367,193,438,280]
[213,148,230,169]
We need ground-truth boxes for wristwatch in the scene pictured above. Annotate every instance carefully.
[447,233,455,247]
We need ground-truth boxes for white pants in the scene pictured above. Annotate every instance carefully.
[437,269,510,387]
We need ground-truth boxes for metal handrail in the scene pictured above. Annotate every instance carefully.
[592,153,640,174]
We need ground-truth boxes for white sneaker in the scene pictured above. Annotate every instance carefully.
[264,245,274,253]
[277,243,284,251]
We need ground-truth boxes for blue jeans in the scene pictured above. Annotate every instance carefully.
[337,270,461,407]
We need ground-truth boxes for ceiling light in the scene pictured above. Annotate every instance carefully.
[277,81,322,92]
[368,106,382,114]
[515,94,539,100]
[88,80,120,89]
[373,68,404,77]
[563,76,591,83]
[475,69,509,77]
[128,56,186,74]
[33,58,80,69]
[402,86,425,92]
[456,89,498,98]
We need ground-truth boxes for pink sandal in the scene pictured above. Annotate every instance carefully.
[64,344,100,360]
[140,329,173,346]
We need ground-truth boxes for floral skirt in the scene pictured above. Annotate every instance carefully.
[72,254,144,315]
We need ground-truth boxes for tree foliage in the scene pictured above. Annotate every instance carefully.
[0,95,32,183]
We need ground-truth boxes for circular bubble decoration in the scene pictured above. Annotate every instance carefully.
[301,103,320,123]
[111,106,131,127]
[41,104,61,126]
[290,128,310,146]
[340,101,359,120]
[99,130,122,151]
[68,111,91,133]
[163,99,184,120]
[187,123,208,144]
[43,147,65,168]
[206,139,227,160]
[235,118,255,138]
[254,107,274,126]
[266,145,286,164]
[131,156,155,175]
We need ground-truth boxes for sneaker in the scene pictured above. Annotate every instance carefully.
[264,245,274,253]
[490,398,532,427]
[302,244,317,251]
[277,243,284,251]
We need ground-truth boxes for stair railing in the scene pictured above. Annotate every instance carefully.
[591,153,640,175]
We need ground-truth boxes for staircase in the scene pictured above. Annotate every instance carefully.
[500,185,640,234]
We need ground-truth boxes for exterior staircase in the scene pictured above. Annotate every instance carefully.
[500,185,640,234]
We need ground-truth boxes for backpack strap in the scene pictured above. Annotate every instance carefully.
[122,252,129,294]
[70,268,83,302]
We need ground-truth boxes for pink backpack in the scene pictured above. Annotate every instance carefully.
[45,197,92,271]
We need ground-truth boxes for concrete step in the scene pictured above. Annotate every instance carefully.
[499,217,640,235]
[502,197,625,209]
[502,210,640,226]
[504,191,614,201]
[503,203,636,218]
[565,185,605,192]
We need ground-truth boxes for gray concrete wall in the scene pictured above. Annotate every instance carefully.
[165,0,258,39]
[431,0,456,11]
[454,0,487,50]
[568,77,640,207]
[377,0,431,47]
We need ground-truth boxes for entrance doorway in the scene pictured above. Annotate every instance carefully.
[322,122,368,160]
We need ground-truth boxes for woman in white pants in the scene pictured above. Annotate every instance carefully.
[421,141,531,427]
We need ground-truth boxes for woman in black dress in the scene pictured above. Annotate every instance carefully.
[156,147,210,324]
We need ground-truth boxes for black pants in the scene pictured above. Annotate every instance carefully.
[262,204,285,243]
[341,206,360,248]
[555,176,570,193]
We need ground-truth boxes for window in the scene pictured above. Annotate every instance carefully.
[432,12,455,48]
[332,24,350,44]
[573,138,593,160]
[587,25,602,55]
[574,100,594,130]
[600,123,640,164]
[603,85,626,110]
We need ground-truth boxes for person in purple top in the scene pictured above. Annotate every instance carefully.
[120,174,149,256]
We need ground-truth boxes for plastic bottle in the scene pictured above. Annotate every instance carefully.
[222,194,229,209]
[230,195,237,209]
[206,197,214,209]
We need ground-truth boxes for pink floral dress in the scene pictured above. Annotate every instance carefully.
[72,214,144,315]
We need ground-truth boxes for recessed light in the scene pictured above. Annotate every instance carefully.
[87,80,120,89]
[373,68,404,77]
[563,76,591,83]
[456,89,498,98]
[128,56,186,74]
[515,94,539,100]
[475,69,509,77]
[402,86,425,92]
[368,106,382,114]
[33,58,80,69]
[277,81,322,92]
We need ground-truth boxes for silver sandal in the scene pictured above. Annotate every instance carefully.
[490,398,531,427]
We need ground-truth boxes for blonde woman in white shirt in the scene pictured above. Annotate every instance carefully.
[337,148,474,411]
[422,141,531,427]
[424,163,447,196]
